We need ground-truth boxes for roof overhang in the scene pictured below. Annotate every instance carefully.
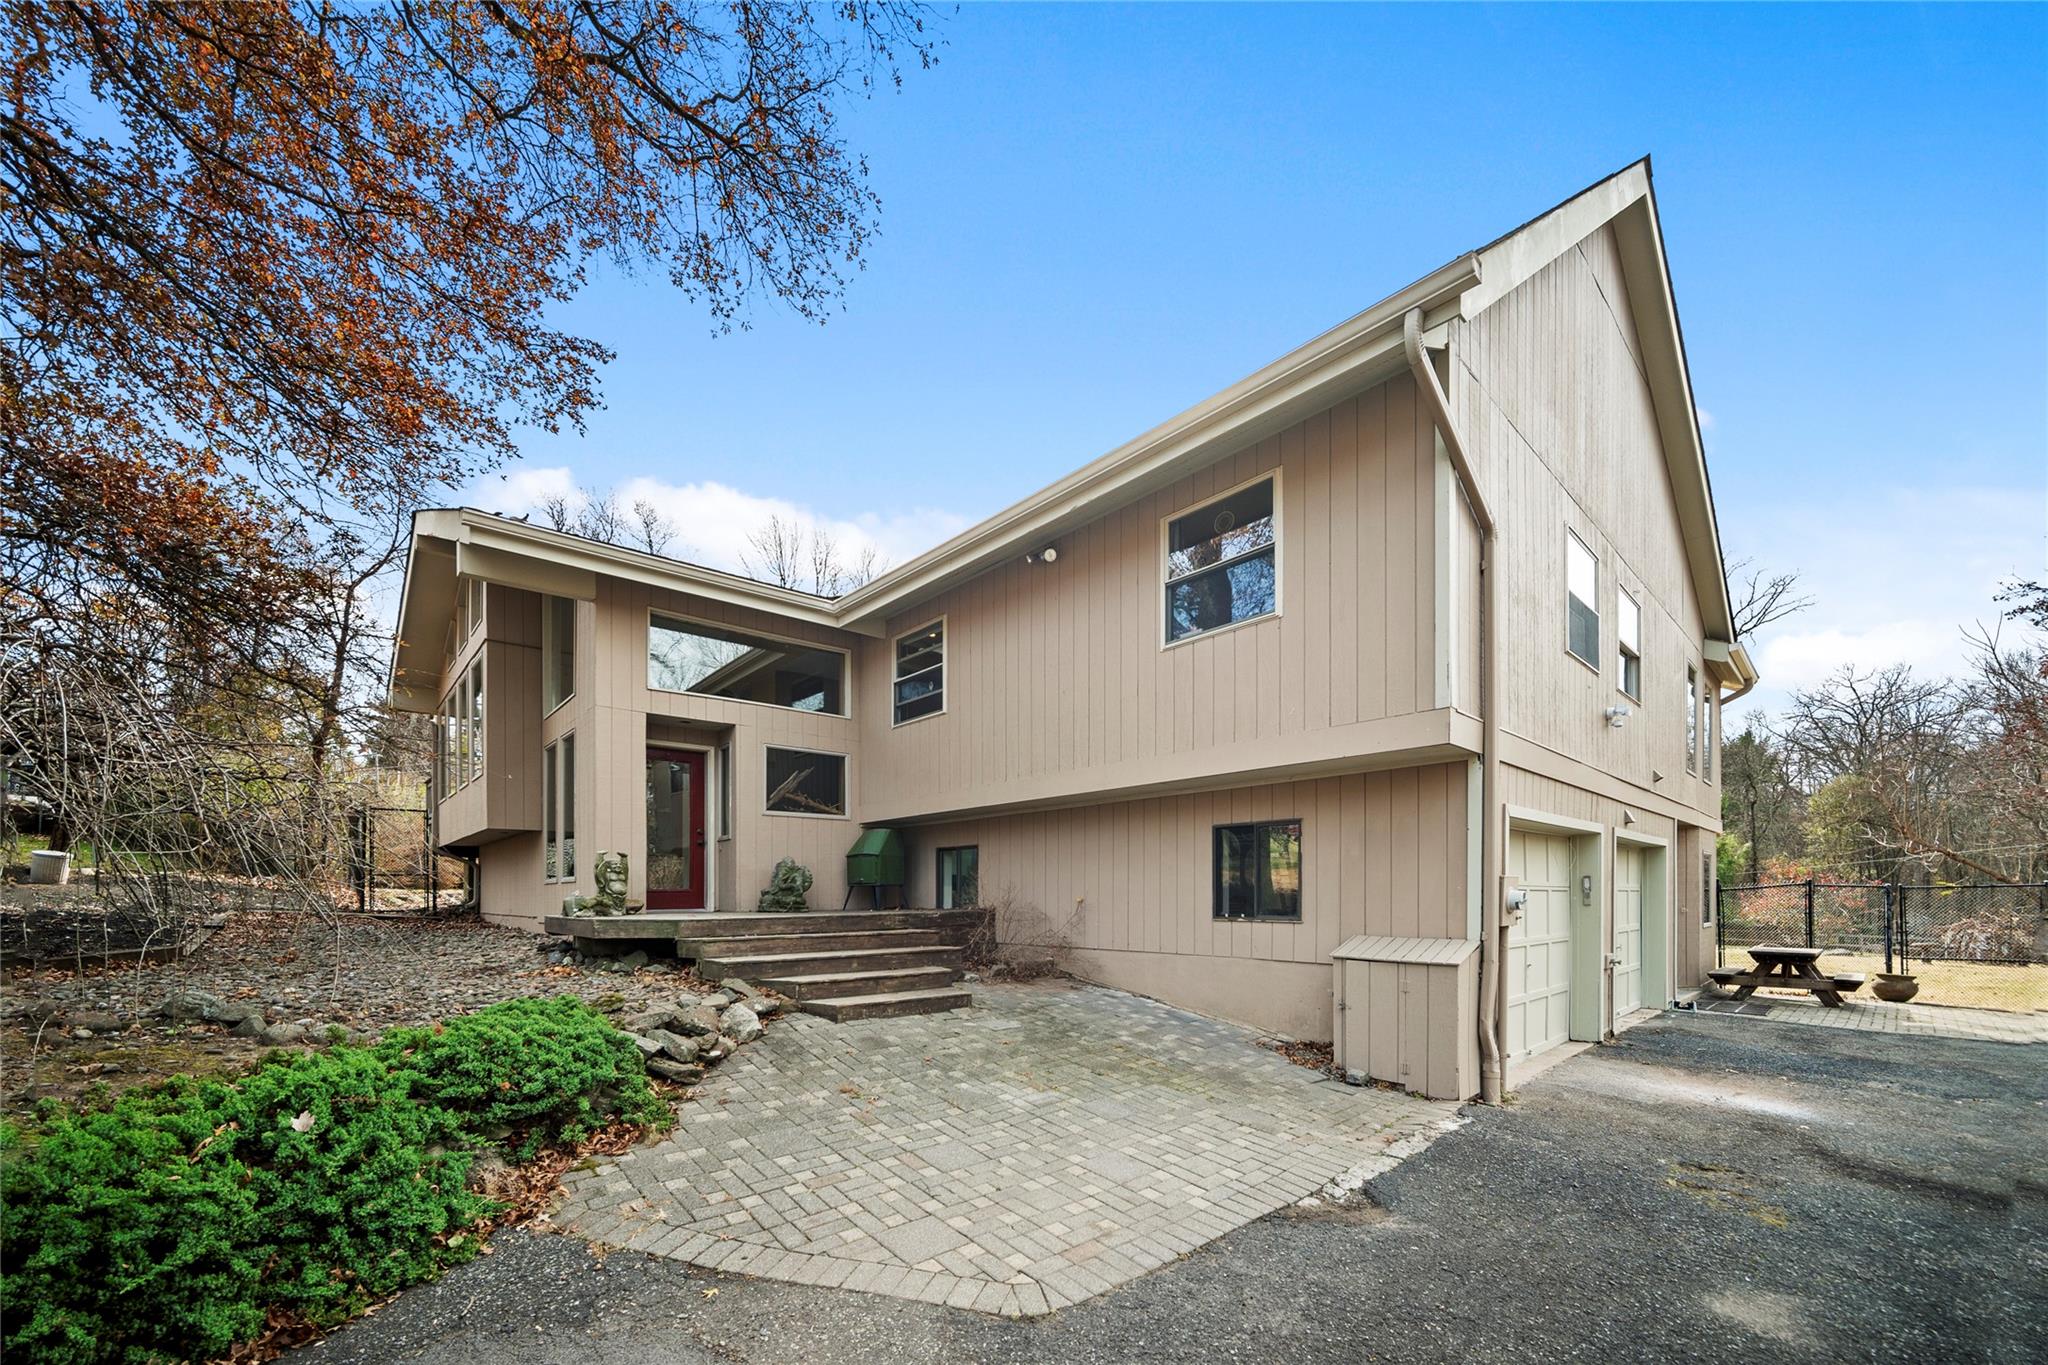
[1460,159,1738,649]
[387,160,1750,704]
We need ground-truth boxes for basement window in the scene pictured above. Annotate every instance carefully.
[1566,530,1599,668]
[1165,476,1278,643]
[1213,820,1303,922]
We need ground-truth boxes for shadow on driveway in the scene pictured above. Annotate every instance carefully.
[293,1013,2046,1365]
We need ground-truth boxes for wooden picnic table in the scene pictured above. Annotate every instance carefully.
[1712,944,1866,1008]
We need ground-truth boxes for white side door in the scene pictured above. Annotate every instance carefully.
[1507,829,1573,1059]
[1614,844,1644,1017]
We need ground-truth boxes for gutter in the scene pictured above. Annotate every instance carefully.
[1404,307,1507,1107]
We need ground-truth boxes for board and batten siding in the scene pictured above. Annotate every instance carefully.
[1453,222,1722,828]
[858,375,1453,825]
[903,762,1471,1039]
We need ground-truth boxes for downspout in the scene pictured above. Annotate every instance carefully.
[1404,308,1505,1105]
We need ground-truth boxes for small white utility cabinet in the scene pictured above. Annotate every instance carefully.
[1331,935,1479,1101]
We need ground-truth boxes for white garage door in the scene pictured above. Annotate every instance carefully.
[1614,844,1644,1017]
[1507,829,1572,1060]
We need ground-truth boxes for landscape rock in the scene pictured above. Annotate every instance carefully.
[719,978,767,1004]
[628,1034,664,1060]
[718,1003,762,1044]
[618,949,650,971]
[230,1015,268,1039]
[260,1022,311,1047]
[68,1010,128,1034]
[702,992,732,1010]
[644,1058,706,1085]
[158,987,231,1021]
[620,1006,682,1035]
[464,1151,514,1194]
[642,1029,700,1064]
[669,1005,722,1038]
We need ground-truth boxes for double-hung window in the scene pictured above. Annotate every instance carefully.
[1165,477,1277,644]
[893,620,944,724]
[1213,819,1303,921]
[1617,587,1642,700]
[1566,530,1599,667]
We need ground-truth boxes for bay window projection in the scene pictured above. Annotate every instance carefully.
[649,615,845,715]
[1165,477,1277,643]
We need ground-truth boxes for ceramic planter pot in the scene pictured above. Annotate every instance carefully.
[1872,972,1920,1003]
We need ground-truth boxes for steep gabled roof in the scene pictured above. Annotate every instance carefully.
[390,159,1751,709]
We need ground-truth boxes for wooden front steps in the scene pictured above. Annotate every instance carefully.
[543,908,988,1022]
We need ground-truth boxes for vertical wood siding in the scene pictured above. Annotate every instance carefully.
[856,376,1447,822]
[1455,223,1722,824]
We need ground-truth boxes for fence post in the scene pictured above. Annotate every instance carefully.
[1804,879,1815,949]
[1716,885,1725,967]
[1883,883,1894,974]
[1898,883,1909,968]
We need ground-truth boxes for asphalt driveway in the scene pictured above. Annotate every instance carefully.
[295,1011,2047,1365]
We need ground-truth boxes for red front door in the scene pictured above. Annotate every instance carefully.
[645,748,707,910]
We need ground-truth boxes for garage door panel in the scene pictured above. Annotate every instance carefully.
[1508,829,1572,1060]
[1615,846,1644,1016]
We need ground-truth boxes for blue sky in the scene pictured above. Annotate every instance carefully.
[471,2,2048,720]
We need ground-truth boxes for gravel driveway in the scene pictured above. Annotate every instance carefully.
[293,1010,2047,1365]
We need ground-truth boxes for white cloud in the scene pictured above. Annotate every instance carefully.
[465,465,974,581]
[1725,482,2044,720]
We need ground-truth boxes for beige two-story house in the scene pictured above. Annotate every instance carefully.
[388,160,1755,1102]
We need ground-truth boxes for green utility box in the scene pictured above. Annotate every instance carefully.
[846,828,907,888]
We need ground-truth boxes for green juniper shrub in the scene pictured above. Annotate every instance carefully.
[376,995,669,1159]
[0,996,671,1365]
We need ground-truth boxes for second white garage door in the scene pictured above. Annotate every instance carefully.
[1614,844,1645,1016]
[1507,829,1573,1060]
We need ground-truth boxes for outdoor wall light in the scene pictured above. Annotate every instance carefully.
[1580,874,1594,904]
[1604,704,1632,728]
[1024,545,1059,565]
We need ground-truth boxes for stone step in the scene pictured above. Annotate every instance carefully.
[698,945,964,979]
[760,965,962,1001]
[799,987,973,1022]
[677,929,946,958]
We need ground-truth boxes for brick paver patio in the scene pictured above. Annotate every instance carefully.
[1691,994,2046,1044]
[551,979,1457,1317]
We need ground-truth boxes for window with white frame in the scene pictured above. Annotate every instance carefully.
[461,576,484,639]
[1617,587,1642,700]
[468,658,485,783]
[544,734,577,881]
[1704,687,1715,782]
[1566,530,1599,667]
[764,746,846,817]
[1165,477,1277,643]
[1686,664,1699,774]
[893,619,944,724]
[542,595,575,713]
[649,614,845,715]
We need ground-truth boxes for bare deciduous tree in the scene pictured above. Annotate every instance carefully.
[743,514,883,596]
[1728,557,1814,640]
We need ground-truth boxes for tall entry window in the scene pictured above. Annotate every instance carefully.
[1165,477,1277,643]
[936,846,979,909]
[649,614,846,715]
[1213,819,1303,921]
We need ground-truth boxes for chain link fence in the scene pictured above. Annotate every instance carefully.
[1718,881,2048,1014]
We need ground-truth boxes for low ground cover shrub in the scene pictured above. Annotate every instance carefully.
[1,996,669,1364]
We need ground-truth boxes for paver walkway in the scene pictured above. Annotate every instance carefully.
[552,979,1456,1317]
[1691,993,2045,1044]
